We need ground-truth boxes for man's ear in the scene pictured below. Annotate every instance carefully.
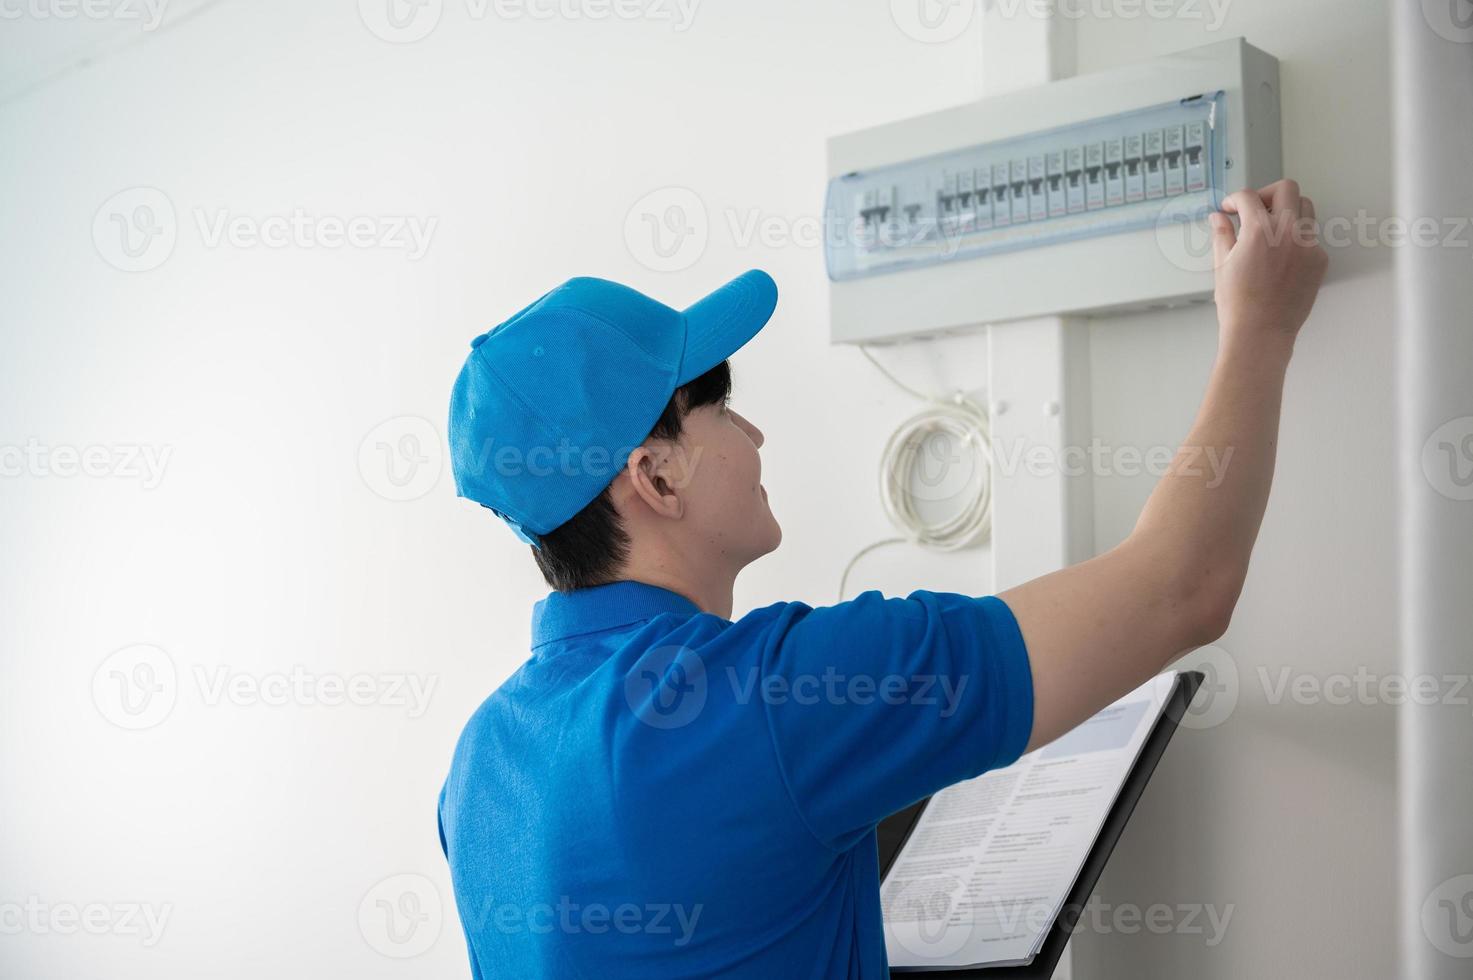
[622,445,685,521]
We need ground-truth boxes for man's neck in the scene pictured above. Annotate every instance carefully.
[617,551,737,620]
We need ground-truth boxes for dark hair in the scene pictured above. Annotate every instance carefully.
[532,360,732,592]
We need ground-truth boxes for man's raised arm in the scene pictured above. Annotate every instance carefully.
[1001,179,1329,752]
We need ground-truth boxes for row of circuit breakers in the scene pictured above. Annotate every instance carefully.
[824,93,1225,280]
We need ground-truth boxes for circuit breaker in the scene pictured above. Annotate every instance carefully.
[827,95,1223,281]
[826,38,1281,344]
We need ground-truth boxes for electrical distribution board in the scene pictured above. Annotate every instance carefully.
[825,38,1281,344]
[826,95,1223,280]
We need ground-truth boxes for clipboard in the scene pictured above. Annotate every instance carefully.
[878,670,1205,979]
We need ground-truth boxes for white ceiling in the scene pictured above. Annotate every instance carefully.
[0,0,229,105]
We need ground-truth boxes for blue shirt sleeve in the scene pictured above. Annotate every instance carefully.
[757,590,1034,851]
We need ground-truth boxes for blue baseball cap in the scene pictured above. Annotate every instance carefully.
[449,269,778,547]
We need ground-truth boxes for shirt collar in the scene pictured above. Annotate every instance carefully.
[531,580,704,648]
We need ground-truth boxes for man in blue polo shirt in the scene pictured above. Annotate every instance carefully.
[439,180,1327,977]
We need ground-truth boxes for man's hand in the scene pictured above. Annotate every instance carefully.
[1001,180,1327,752]
[1210,179,1330,353]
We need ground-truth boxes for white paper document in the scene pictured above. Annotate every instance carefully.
[881,672,1180,971]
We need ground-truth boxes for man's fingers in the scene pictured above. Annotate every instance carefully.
[1221,188,1268,233]
[1209,211,1236,268]
[1265,179,1303,218]
[1295,195,1320,248]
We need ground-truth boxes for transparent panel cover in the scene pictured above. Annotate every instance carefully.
[824,92,1226,281]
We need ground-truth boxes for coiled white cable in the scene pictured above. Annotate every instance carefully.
[838,347,994,601]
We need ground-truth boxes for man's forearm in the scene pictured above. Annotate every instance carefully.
[1130,334,1295,649]
[1002,180,1327,752]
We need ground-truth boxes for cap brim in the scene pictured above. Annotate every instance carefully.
[676,269,777,386]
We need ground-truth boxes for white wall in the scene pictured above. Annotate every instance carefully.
[0,1,1399,978]
[1071,4,1398,979]
[0,3,998,977]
